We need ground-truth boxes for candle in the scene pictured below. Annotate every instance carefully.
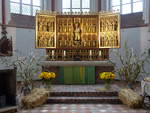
[131,48,133,56]
[52,50,54,56]
[89,50,92,56]
[64,50,66,56]
[99,50,102,56]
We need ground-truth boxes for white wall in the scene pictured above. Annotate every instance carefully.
[140,27,150,52]
[118,27,150,56]
[121,28,141,53]
[110,27,150,79]
[15,28,45,56]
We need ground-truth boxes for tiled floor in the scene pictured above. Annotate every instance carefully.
[17,104,150,113]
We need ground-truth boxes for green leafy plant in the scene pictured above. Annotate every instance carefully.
[110,42,150,87]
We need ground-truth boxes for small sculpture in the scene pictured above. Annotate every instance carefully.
[74,22,81,41]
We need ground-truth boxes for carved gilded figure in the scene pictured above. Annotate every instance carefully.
[36,12,120,49]
[74,22,81,41]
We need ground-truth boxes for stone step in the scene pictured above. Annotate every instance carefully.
[47,96,122,104]
[0,106,17,113]
[49,91,118,97]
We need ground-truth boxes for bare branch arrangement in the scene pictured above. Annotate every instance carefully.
[0,50,44,94]
[110,41,150,86]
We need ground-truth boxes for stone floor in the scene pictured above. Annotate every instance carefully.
[38,84,141,94]
[17,104,150,113]
[17,81,141,93]
[49,85,120,92]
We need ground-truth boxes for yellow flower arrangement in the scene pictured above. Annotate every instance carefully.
[100,72,115,80]
[99,72,116,90]
[39,72,56,80]
[38,72,56,89]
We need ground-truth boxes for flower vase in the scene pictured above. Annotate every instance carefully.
[126,82,134,89]
[105,80,111,90]
[43,81,51,90]
[46,83,51,90]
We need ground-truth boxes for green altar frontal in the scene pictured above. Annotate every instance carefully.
[59,66,95,84]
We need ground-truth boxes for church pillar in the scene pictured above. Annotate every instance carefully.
[143,0,149,24]
[51,0,55,11]
[149,0,150,25]
[2,0,6,25]
[1,0,7,38]
[98,0,101,11]
[101,0,111,11]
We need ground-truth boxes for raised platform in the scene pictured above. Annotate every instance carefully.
[47,85,122,104]
[40,61,114,66]
[0,106,17,113]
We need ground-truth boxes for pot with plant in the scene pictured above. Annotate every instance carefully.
[38,72,56,90]
[99,72,116,90]
[110,42,150,89]
[0,50,43,95]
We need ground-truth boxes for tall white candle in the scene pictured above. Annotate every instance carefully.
[52,50,54,56]
[90,50,92,56]
[99,50,102,56]
[64,50,66,56]
[131,48,133,56]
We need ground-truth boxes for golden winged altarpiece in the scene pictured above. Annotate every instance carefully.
[35,11,120,61]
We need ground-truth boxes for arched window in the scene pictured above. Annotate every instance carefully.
[111,0,143,14]
[62,0,90,12]
[10,0,41,16]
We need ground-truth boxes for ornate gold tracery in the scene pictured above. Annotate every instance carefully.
[35,11,120,61]
[35,11,120,49]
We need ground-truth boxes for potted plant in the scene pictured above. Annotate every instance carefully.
[38,72,56,90]
[0,50,43,95]
[109,42,150,89]
[99,72,116,90]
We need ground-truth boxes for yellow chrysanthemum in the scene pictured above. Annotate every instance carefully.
[99,72,115,80]
[38,72,56,80]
